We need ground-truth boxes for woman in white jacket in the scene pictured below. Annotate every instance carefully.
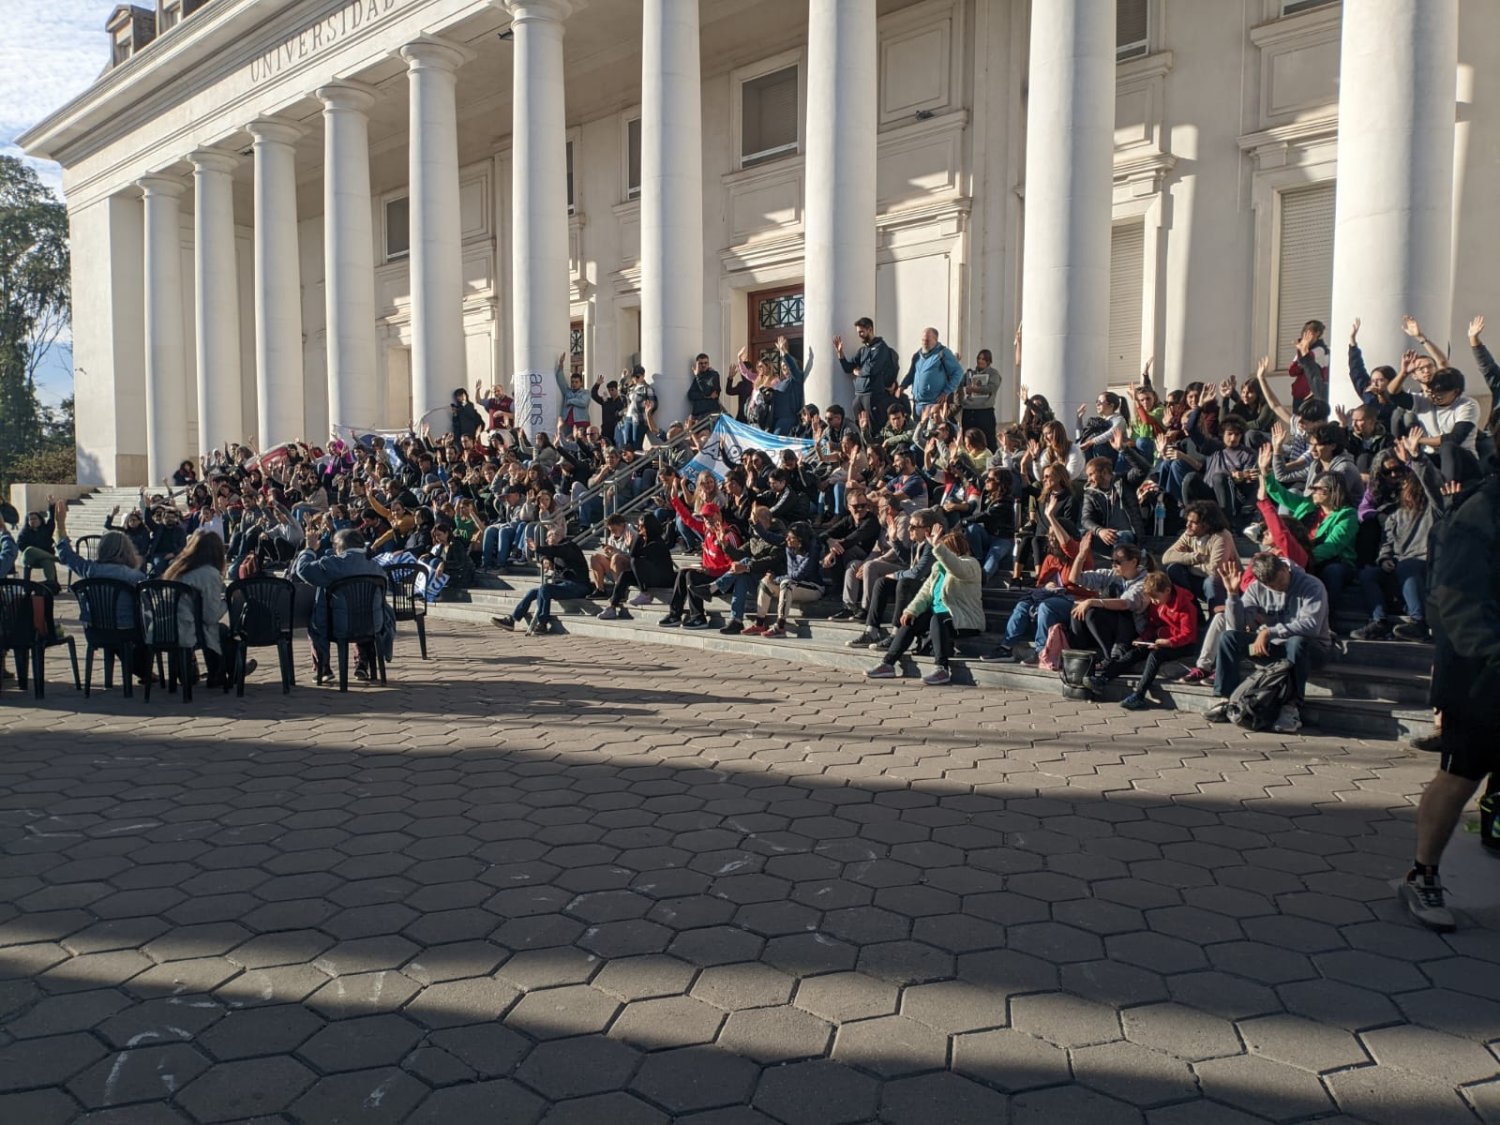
[162,531,252,687]
[865,524,984,686]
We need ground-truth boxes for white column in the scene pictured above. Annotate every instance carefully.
[139,176,189,485]
[1329,0,1457,407]
[1019,0,1115,421]
[318,82,380,434]
[804,0,877,412]
[247,120,306,448]
[189,150,244,454]
[402,39,468,429]
[503,0,573,437]
[640,0,703,418]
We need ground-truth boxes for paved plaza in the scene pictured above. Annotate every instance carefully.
[1,620,1497,1124]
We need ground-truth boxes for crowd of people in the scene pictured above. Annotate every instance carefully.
[2,310,1497,935]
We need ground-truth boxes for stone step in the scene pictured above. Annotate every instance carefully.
[429,580,1433,742]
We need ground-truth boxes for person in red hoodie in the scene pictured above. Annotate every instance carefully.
[660,477,748,629]
[1095,570,1202,710]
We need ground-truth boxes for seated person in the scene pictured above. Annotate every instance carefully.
[493,536,591,636]
[1080,456,1141,556]
[848,508,941,648]
[659,482,747,630]
[589,514,636,597]
[1206,552,1333,734]
[1262,443,1359,596]
[1197,418,1259,523]
[865,526,983,686]
[1067,538,1151,667]
[292,528,396,684]
[744,522,824,638]
[1090,570,1200,710]
[1353,433,1443,642]
[597,513,676,619]
[1161,500,1236,610]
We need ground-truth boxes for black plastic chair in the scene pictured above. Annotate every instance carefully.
[326,575,388,692]
[0,579,80,700]
[65,535,100,589]
[226,576,296,696]
[383,563,429,659]
[73,578,144,698]
[137,580,205,703]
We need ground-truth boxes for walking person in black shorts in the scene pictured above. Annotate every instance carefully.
[1402,467,1500,932]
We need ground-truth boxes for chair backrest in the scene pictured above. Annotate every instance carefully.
[72,577,143,639]
[137,580,204,649]
[383,564,427,620]
[68,535,101,585]
[226,576,295,645]
[0,578,52,649]
[326,575,388,642]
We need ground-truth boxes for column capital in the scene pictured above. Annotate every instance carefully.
[499,0,577,27]
[246,119,304,146]
[188,149,238,176]
[317,81,377,114]
[137,175,185,198]
[400,37,470,73]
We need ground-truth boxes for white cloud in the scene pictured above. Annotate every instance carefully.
[0,1,117,196]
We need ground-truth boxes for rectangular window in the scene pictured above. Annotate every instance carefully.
[1117,0,1149,61]
[159,3,180,32]
[566,140,575,213]
[385,196,410,261]
[1282,0,1337,15]
[1109,223,1145,386]
[741,65,799,166]
[570,319,586,379]
[626,117,641,201]
[1274,183,1335,370]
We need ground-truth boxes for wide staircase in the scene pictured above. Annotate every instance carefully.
[425,558,1435,743]
[53,487,149,544]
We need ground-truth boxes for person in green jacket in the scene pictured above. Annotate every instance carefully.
[1264,469,1358,596]
[865,524,984,687]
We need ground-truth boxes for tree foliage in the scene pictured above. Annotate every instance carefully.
[0,155,71,488]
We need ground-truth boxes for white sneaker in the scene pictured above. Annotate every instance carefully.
[1400,869,1456,933]
[1272,704,1302,733]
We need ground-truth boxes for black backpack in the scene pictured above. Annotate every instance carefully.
[1224,659,1296,731]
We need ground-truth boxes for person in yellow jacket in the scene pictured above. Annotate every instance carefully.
[865,523,984,685]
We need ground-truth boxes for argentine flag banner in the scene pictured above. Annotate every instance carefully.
[679,415,816,482]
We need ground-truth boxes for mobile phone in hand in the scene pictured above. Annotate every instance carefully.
[1132,640,1154,647]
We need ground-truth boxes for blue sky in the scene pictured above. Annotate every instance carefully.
[1,2,118,405]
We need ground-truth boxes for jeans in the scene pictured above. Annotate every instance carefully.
[480,524,507,569]
[1155,458,1195,504]
[486,522,528,568]
[1358,558,1427,621]
[967,525,1014,582]
[1003,595,1072,649]
[1165,563,1224,612]
[1316,561,1353,602]
[1215,630,1330,702]
[883,609,957,670]
[515,578,591,621]
[616,418,642,451]
[675,516,704,553]
[711,572,751,621]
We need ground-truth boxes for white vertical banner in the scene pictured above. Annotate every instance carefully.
[514,370,556,439]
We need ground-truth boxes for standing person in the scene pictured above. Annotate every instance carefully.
[1401,465,1500,932]
[451,387,484,439]
[618,368,658,451]
[592,374,626,444]
[835,317,899,424]
[687,353,723,418]
[899,327,965,420]
[961,348,1007,448]
[767,335,806,436]
[554,363,592,432]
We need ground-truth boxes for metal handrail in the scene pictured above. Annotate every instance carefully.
[562,416,716,545]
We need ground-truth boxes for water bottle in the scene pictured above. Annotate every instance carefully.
[1154,496,1167,538]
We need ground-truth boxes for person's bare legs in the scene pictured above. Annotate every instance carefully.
[1416,771,1483,866]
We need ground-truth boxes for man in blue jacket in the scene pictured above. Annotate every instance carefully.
[293,529,396,684]
[900,328,965,419]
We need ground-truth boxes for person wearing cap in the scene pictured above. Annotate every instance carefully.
[660,476,748,629]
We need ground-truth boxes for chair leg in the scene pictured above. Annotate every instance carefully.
[156,651,166,690]
[417,617,428,659]
[121,644,134,699]
[85,646,95,698]
[285,639,297,688]
[66,639,80,691]
[32,645,44,701]
[141,648,152,702]
[376,649,387,686]
[234,646,246,697]
[13,649,28,692]
[337,643,349,692]
[278,642,292,694]
[180,651,193,704]
[103,648,114,692]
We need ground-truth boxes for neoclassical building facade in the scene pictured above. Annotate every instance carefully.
[21,0,1500,485]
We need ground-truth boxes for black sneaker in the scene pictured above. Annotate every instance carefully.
[846,630,880,649]
[1351,618,1393,641]
[830,606,858,621]
[980,646,1013,662]
[683,616,711,630]
[658,613,683,628]
[1399,867,1456,932]
[720,620,744,635]
[492,615,516,631]
[1392,620,1430,642]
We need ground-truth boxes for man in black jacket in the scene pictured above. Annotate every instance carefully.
[835,317,898,423]
[1402,462,1500,933]
[1080,458,1142,558]
[688,354,722,418]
